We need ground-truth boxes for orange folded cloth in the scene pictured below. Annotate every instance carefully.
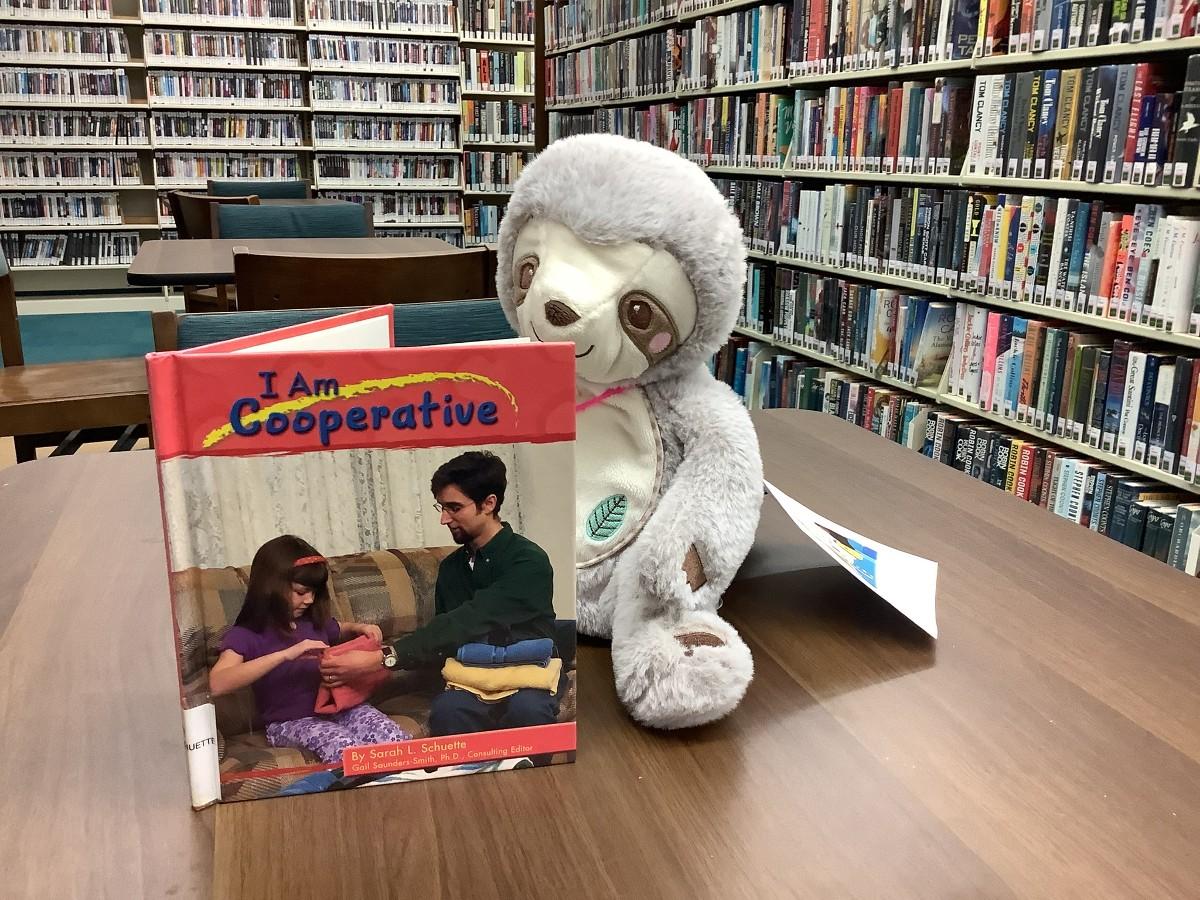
[441,657,563,702]
[314,634,390,715]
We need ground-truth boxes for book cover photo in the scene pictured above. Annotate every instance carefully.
[146,308,578,808]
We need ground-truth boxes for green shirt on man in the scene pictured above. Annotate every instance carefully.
[388,522,556,668]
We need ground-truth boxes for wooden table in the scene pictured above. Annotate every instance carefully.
[0,356,149,442]
[126,237,462,286]
[4,410,1199,898]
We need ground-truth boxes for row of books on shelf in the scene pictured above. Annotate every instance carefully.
[463,146,529,190]
[146,69,304,102]
[304,0,458,33]
[5,59,524,107]
[0,111,506,150]
[0,149,141,185]
[0,190,120,223]
[551,58,1200,190]
[0,109,149,143]
[739,261,1200,479]
[143,29,304,67]
[140,0,295,25]
[139,0,460,32]
[144,33,466,68]
[10,0,533,38]
[461,46,532,91]
[315,151,459,181]
[2,0,114,19]
[714,336,1200,575]
[153,150,300,181]
[462,97,531,142]
[1,228,138,265]
[0,145,524,192]
[310,72,459,106]
[0,0,531,37]
[962,62,1200,187]
[546,0,1200,69]
[460,0,532,40]
[0,67,130,103]
[153,110,304,143]
[0,24,129,64]
[714,178,1200,337]
[306,33,459,69]
[320,187,460,218]
[543,0,672,50]
[463,196,498,242]
[311,113,458,145]
[376,223,462,242]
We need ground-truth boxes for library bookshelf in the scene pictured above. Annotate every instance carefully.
[538,0,1200,572]
[0,0,534,285]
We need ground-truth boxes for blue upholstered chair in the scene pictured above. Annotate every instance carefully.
[212,201,373,239]
[207,179,312,199]
[1,251,149,462]
[151,299,516,352]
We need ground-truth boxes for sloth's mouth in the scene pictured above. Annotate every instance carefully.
[531,323,594,358]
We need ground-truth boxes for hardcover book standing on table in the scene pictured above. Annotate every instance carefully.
[145,307,577,808]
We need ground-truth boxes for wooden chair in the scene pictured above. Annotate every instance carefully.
[0,255,149,463]
[151,298,515,352]
[207,178,312,199]
[167,190,261,312]
[230,247,491,310]
[211,201,374,240]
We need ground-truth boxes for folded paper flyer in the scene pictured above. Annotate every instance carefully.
[765,481,939,638]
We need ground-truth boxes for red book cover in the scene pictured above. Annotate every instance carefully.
[148,317,577,808]
[1015,442,1036,500]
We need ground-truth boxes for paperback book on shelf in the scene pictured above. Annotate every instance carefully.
[146,306,578,807]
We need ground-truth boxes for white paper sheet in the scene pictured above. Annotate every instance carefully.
[764,481,939,638]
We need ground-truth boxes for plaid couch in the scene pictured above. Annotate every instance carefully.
[170,547,577,801]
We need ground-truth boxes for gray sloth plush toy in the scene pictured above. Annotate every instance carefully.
[496,133,764,729]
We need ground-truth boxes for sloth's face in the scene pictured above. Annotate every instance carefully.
[511,218,697,386]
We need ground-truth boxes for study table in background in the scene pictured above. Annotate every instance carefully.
[2,410,1198,899]
[127,237,465,287]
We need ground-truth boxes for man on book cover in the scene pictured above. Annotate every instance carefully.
[319,449,564,736]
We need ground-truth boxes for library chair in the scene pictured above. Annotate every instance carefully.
[211,201,374,240]
[207,178,313,199]
[151,298,515,352]
[0,253,149,463]
[167,190,261,313]
[230,247,491,310]
[168,190,261,241]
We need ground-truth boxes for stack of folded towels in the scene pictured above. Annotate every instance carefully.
[441,639,560,701]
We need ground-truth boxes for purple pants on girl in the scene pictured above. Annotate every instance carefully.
[266,704,411,764]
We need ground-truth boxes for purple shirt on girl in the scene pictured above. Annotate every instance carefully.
[219,618,340,725]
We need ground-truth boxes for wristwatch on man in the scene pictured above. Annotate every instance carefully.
[381,645,398,669]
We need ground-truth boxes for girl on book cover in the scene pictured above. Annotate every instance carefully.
[208,534,411,765]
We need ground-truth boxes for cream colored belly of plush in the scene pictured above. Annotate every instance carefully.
[576,386,663,568]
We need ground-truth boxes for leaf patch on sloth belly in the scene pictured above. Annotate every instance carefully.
[586,494,628,543]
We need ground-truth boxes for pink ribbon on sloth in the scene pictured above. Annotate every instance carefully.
[575,385,630,414]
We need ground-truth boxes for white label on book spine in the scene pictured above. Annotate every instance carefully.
[184,703,221,808]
